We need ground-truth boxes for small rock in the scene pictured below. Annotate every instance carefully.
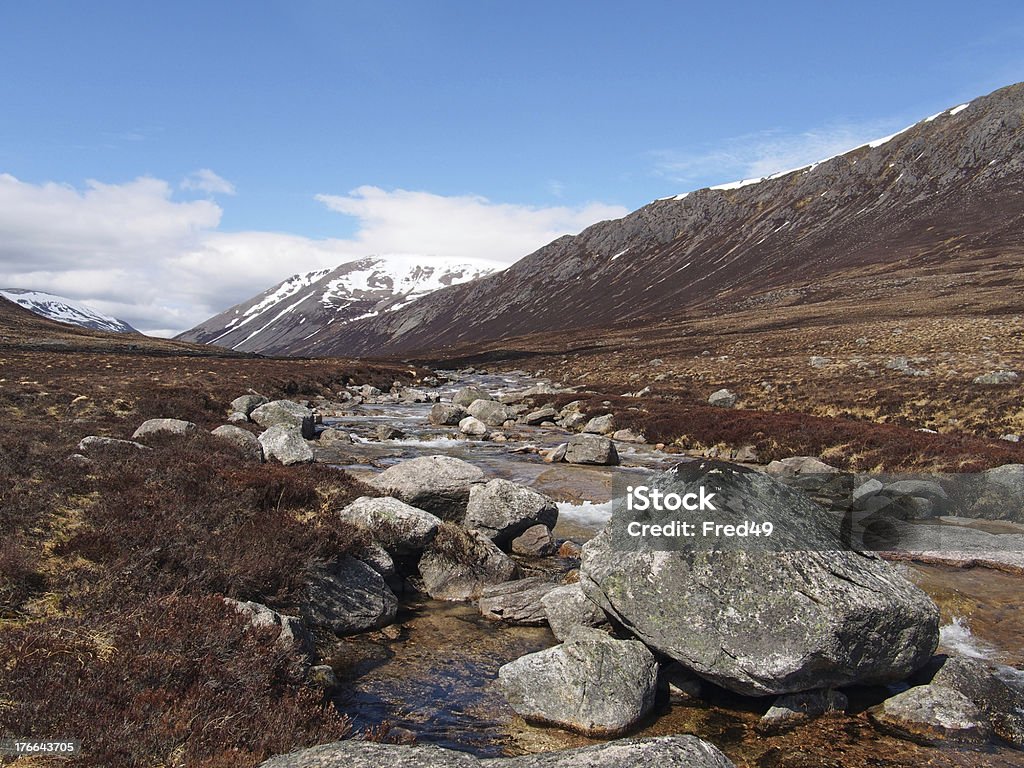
[429,403,466,426]
[612,428,645,443]
[308,664,338,688]
[459,416,489,436]
[564,434,619,465]
[375,425,406,441]
[583,414,615,435]
[463,479,558,549]
[418,526,517,600]
[523,407,559,426]
[227,411,250,424]
[758,689,848,734]
[452,386,492,407]
[224,598,314,658]
[211,424,264,462]
[301,556,398,635]
[558,540,582,558]
[77,435,148,452]
[497,628,658,736]
[973,370,1018,385]
[511,524,556,556]
[661,662,703,701]
[870,684,991,744]
[230,394,268,417]
[543,443,568,463]
[259,426,314,465]
[541,582,607,641]
[318,428,353,444]
[708,389,737,408]
[132,418,201,439]
[478,577,559,625]
[809,356,831,368]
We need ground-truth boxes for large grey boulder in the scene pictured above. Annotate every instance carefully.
[467,398,516,426]
[869,684,991,744]
[418,527,517,600]
[338,496,442,554]
[541,582,607,641]
[428,402,465,426]
[564,434,619,465]
[257,736,735,768]
[132,418,201,439]
[259,425,314,465]
[452,386,492,407]
[580,461,940,696]
[368,455,485,519]
[211,424,263,462]
[301,556,397,635]
[497,628,658,736]
[230,394,268,417]
[251,400,315,438]
[463,479,558,549]
[477,577,559,625]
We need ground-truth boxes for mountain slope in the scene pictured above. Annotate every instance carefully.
[289,82,1024,358]
[178,255,497,354]
[0,289,138,334]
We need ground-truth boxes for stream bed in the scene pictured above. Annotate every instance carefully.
[317,371,1024,766]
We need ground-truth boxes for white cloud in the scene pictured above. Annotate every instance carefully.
[653,119,902,189]
[0,175,626,336]
[181,168,236,196]
[315,186,626,264]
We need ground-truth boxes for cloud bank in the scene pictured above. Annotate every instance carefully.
[0,175,627,336]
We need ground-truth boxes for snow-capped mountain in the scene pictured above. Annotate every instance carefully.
[178,255,499,354]
[0,289,138,334]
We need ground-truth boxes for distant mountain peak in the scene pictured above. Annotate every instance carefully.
[179,255,499,354]
[0,289,138,334]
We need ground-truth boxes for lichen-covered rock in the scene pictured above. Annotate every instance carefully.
[563,434,618,465]
[540,582,607,641]
[452,386,492,407]
[580,461,940,696]
[418,527,517,600]
[132,418,201,439]
[230,394,268,417]
[511,524,556,556]
[368,455,485,519]
[338,496,442,554]
[211,424,263,462]
[497,628,658,736]
[478,577,558,625]
[428,403,466,426]
[463,479,558,549]
[259,425,314,465]
[251,400,315,438]
[301,556,397,635]
[869,684,991,744]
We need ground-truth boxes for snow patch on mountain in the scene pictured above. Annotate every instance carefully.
[0,289,138,333]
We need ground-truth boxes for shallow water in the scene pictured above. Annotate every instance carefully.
[321,371,1024,766]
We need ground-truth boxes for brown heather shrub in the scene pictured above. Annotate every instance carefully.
[0,595,350,768]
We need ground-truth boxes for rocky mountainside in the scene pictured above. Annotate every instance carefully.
[284,82,1024,358]
[0,288,138,334]
[178,256,497,354]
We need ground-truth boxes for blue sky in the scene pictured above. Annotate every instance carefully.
[1,1,1023,333]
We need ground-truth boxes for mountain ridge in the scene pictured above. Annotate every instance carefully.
[177,255,498,354]
[277,81,1023,357]
[0,288,139,334]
